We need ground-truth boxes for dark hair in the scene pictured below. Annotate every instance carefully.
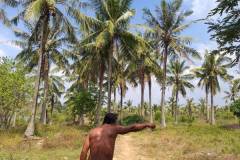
[103,113,118,124]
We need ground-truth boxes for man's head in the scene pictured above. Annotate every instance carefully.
[103,113,118,125]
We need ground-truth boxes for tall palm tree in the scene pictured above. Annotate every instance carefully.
[167,60,194,124]
[194,52,211,122]
[15,21,72,126]
[127,53,154,117]
[143,0,200,127]
[195,53,232,125]
[71,0,148,112]
[114,62,128,121]
[13,0,80,137]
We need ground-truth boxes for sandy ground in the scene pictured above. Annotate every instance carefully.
[112,132,240,160]
[113,134,152,160]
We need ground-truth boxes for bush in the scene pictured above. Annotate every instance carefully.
[180,115,195,124]
[154,110,173,122]
[155,111,161,121]
[230,99,240,124]
[121,114,144,126]
[216,109,235,119]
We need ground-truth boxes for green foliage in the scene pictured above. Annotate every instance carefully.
[0,58,32,129]
[216,109,235,122]
[154,110,161,121]
[180,115,195,124]
[230,99,240,122]
[66,88,97,118]
[208,0,240,62]
[121,114,144,126]
[167,61,194,98]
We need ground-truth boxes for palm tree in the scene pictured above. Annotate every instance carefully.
[48,68,65,120]
[198,98,206,117]
[186,98,194,120]
[15,21,72,126]
[224,79,240,103]
[167,60,194,124]
[127,54,151,117]
[143,0,200,127]
[124,100,133,112]
[113,61,128,121]
[71,0,148,112]
[0,0,19,25]
[167,97,176,117]
[195,53,232,125]
[147,73,153,122]
[13,0,80,137]
[67,44,107,125]
[194,52,211,122]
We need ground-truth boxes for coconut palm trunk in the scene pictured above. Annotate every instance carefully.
[95,63,104,125]
[175,90,178,124]
[24,13,49,137]
[50,95,54,117]
[140,69,145,117]
[148,75,153,123]
[160,45,168,127]
[12,112,17,128]
[205,86,209,122]
[120,84,123,122]
[210,84,215,125]
[40,53,49,125]
[107,41,113,113]
[113,88,116,112]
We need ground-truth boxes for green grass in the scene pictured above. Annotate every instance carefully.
[0,120,240,160]
[132,122,240,160]
[0,124,89,160]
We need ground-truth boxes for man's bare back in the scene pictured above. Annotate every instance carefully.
[80,113,155,160]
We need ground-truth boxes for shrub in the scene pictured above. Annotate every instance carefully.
[154,111,161,121]
[216,109,235,119]
[180,115,195,124]
[121,114,144,126]
[230,99,240,124]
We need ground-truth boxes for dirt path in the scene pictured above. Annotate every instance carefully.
[113,134,151,160]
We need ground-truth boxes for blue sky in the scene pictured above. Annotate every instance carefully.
[0,0,236,107]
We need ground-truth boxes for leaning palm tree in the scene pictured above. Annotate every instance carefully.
[13,0,81,137]
[195,53,232,125]
[143,0,200,127]
[71,0,148,112]
[167,60,194,124]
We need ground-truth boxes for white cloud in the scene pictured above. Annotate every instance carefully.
[195,41,217,54]
[185,0,218,20]
[0,40,21,50]
[0,49,6,57]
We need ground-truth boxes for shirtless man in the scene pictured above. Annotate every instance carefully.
[80,113,156,160]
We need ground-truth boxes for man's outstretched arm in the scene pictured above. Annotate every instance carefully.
[116,123,156,135]
[80,135,90,160]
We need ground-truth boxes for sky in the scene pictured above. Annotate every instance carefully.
[0,0,237,107]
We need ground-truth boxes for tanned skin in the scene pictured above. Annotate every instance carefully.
[80,123,156,160]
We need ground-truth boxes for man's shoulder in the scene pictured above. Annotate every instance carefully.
[90,124,120,133]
